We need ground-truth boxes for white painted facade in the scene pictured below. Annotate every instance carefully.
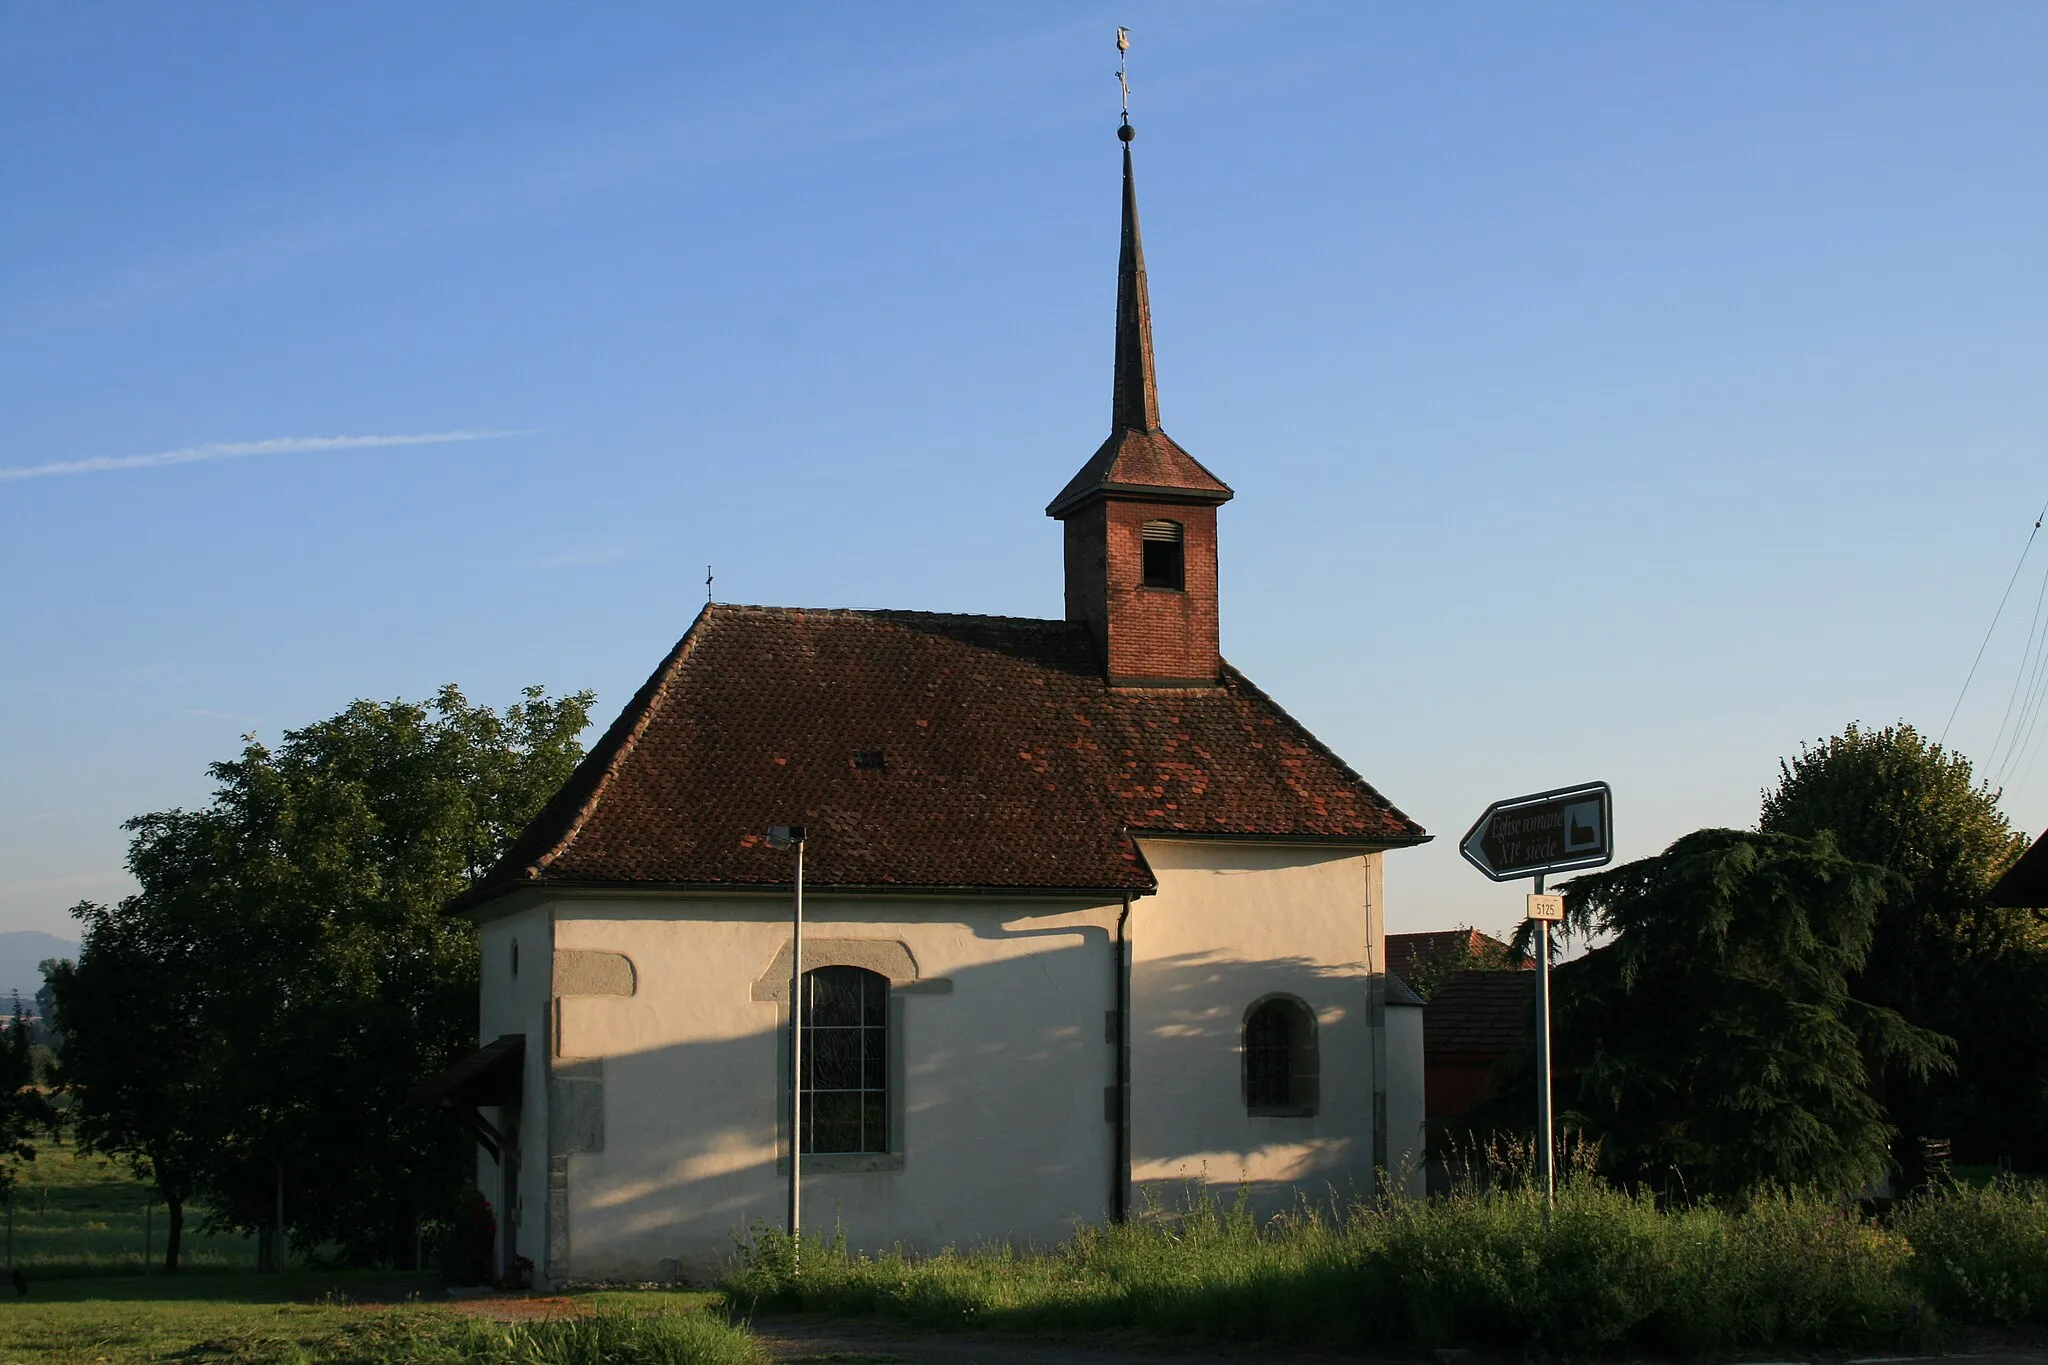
[471,836,1425,1285]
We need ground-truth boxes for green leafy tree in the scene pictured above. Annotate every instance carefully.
[1510,829,1954,1197]
[44,925,210,1271]
[1759,723,2041,1166]
[1402,929,1525,1003]
[54,684,592,1268]
[0,995,52,1196]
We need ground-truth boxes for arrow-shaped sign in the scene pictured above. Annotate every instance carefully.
[1460,781,1614,882]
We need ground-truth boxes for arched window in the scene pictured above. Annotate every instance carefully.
[800,965,889,1154]
[1244,996,1319,1116]
[1140,520,1185,590]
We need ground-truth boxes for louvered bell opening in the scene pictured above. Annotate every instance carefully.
[1140,519,1184,590]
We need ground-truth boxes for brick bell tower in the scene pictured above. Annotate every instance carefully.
[1047,117,1234,688]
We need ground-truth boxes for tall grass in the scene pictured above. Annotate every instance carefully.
[722,1175,2048,1356]
[1894,1176,2048,1327]
[295,1309,765,1365]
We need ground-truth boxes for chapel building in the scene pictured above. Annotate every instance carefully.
[447,119,1430,1286]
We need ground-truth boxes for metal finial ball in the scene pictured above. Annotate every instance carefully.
[1118,122,1135,143]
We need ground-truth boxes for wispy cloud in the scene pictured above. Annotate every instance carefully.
[0,429,520,482]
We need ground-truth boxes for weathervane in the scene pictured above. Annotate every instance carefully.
[706,565,714,603]
[1116,27,1131,128]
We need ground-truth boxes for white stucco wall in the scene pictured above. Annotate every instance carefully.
[540,893,1122,1281]
[476,901,553,1278]
[1384,1002,1426,1198]
[1126,838,1388,1215]
[468,836,1424,1280]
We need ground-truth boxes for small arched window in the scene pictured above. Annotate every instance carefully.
[510,939,519,978]
[1244,996,1319,1116]
[1140,520,1185,590]
[800,965,889,1154]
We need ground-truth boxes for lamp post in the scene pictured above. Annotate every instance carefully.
[766,825,807,1262]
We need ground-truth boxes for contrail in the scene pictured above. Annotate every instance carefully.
[0,429,522,482]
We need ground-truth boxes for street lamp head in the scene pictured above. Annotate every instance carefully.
[765,825,806,850]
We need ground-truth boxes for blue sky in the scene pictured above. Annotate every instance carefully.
[5,2,2047,943]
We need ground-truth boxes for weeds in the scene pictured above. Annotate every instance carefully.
[1894,1175,2048,1327]
[722,1174,2048,1356]
[272,1308,765,1365]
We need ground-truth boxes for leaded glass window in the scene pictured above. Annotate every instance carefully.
[800,965,888,1154]
[1244,996,1318,1115]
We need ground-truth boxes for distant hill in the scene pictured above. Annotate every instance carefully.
[0,931,80,1005]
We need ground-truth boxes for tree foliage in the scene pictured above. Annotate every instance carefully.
[1522,828,1954,1197]
[51,684,592,1269]
[0,995,53,1196]
[1400,929,1525,1004]
[1759,722,2043,1166]
[45,921,209,1270]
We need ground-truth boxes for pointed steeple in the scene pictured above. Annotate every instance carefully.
[1112,132,1161,433]
[1046,121,1232,520]
[1047,109,1233,688]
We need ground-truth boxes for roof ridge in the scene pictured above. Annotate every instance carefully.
[715,604,1075,628]
[1218,661,1428,842]
[525,602,720,879]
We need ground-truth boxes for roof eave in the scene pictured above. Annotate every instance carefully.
[1128,828,1433,850]
[453,874,1159,916]
[1046,480,1236,519]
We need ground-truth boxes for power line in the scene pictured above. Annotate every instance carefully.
[1940,492,2048,749]
[1989,552,2048,779]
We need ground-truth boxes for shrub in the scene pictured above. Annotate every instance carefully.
[1896,1177,2048,1326]
[722,1178,1951,1356]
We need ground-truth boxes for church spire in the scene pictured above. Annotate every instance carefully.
[1111,127,1162,434]
[1044,38,1236,688]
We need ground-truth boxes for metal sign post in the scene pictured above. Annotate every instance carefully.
[1462,783,1612,1204]
[1528,883,1563,1199]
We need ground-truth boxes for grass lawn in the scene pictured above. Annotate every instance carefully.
[0,1272,420,1363]
[0,1278,737,1363]
[4,1143,257,1278]
[0,1139,758,1362]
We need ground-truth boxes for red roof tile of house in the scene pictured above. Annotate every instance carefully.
[464,605,1425,906]
[1424,971,1534,1060]
[1386,929,1525,981]
[1990,831,2047,908]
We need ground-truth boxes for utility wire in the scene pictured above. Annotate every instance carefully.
[1940,492,2048,748]
[1995,556,2048,787]
[1989,552,2048,779]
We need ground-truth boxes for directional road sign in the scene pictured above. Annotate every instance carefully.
[1460,781,1614,882]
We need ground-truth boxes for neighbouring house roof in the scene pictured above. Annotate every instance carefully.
[1990,832,2048,908]
[1424,970,1534,1060]
[461,605,1425,909]
[1386,928,1527,981]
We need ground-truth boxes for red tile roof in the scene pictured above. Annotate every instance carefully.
[465,604,1425,905]
[1046,428,1234,518]
[1386,929,1525,981]
[1424,971,1534,1060]
[1990,831,2047,908]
